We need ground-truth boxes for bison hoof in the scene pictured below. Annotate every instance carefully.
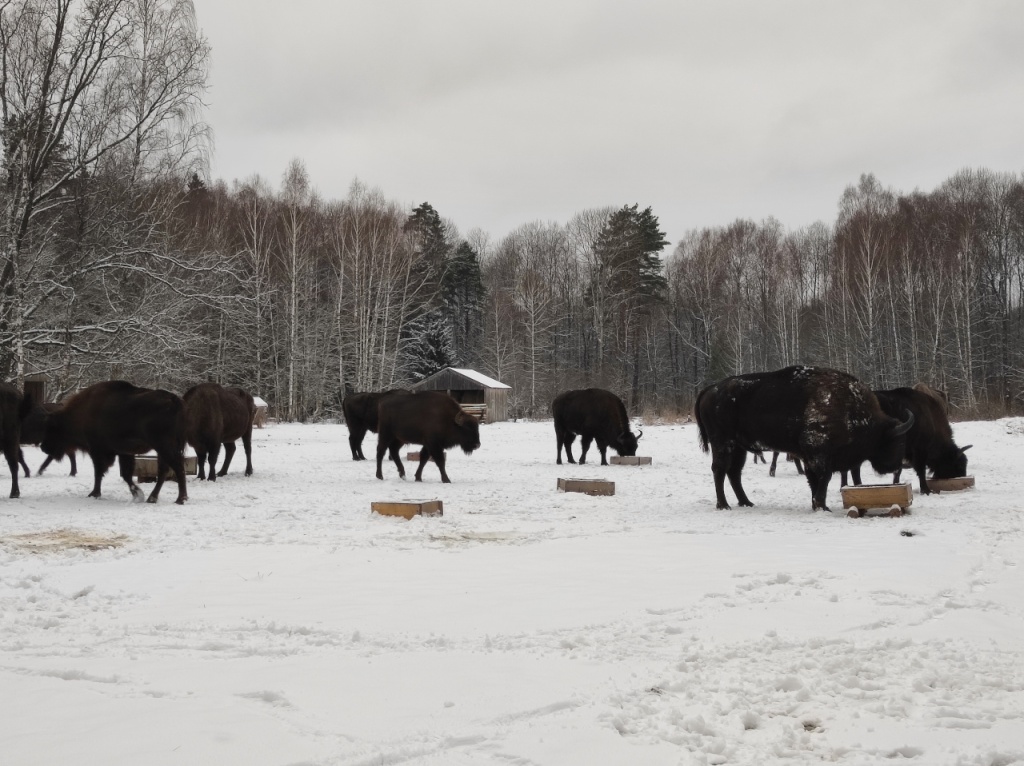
[375,473,383,480]
[716,503,731,510]
[175,498,186,505]
[9,490,19,499]
[739,500,754,507]
[88,490,101,498]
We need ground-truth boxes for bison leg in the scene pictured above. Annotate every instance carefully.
[911,458,929,495]
[377,439,405,480]
[769,451,779,476]
[205,443,222,482]
[793,455,805,475]
[596,440,609,466]
[578,436,593,464]
[725,451,753,507]
[804,467,831,512]
[556,429,576,464]
[118,454,144,502]
[195,449,208,480]
[18,448,30,478]
[38,454,54,475]
[4,444,19,498]
[241,430,253,476]
[710,448,732,509]
[414,447,430,482]
[753,451,766,465]
[349,427,367,461]
[217,441,236,477]
[89,451,115,498]
[149,450,187,504]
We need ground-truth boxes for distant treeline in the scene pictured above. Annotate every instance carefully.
[3,3,1022,419]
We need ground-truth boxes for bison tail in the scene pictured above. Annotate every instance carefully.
[694,388,710,453]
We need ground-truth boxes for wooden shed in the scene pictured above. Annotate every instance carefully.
[409,367,511,423]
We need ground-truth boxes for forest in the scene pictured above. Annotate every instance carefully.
[4,0,1024,421]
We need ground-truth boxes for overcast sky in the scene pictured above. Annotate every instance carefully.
[194,1,1024,247]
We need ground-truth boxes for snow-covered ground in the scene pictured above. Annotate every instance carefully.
[2,418,1023,766]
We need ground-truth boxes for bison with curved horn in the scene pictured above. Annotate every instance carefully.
[695,366,914,511]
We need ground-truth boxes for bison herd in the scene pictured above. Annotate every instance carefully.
[1,380,255,505]
[1,364,971,512]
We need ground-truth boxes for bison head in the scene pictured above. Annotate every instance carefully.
[39,412,69,461]
[614,427,641,457]
[868,409,915,475]
[931,443,970,480]
[455,410,481,454]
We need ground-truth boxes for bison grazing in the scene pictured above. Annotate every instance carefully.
[844,385,969,494]
[375,391,480,483]
[183,383,256,481]
[551,388,641,466]
[1,383,32,498]
[343,389,408,460]
[695,366,914,511]
[40,380,188,504]
[19,402,78,477]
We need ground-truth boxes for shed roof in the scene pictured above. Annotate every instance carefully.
[412,367,510,391]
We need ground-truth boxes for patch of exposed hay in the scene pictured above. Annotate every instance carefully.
[1,528,128,553]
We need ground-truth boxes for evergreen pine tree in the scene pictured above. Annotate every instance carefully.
[440,241,484,365]
[401,307,456,381]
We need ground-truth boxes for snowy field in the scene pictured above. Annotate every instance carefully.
[1,417,1023,766]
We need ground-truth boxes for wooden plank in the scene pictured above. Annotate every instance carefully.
[406,451,432,462]
[610,456,652,466]
[928,475,975,492]
[557,478,615,496]
[135,454,197,482]
[371,500,444,519]
[841,482,913,516]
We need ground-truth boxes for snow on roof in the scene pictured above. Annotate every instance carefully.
[253,396,268,408]
[450,368,511,389]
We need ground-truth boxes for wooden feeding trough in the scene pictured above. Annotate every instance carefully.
[405,450,432,462]
[371,499,444,520]
[135,454,197,483]
[841,482,913,518]
[610,456,652,466]
[557,478,615,496]
[927,475,975,493]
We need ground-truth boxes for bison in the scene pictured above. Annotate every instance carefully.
[40,380,189,504]
[1,382,33,498]
[694,366,914,511]
[18,402,78,477]
[375,391,480,483]
[843,385,969,494]
[183,383,256,481]
[343,389,408,460]
[551,388,641,466]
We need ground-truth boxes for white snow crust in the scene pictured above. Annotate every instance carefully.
[2,418,1023,765]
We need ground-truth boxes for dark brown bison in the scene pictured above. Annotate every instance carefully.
[695,366,914,511]
[18,402,78,477]
[1,382,33,498]
[843,385,969,494]
[343,389,408,460]
[183,383,256,481]
[551,388,641,465]
[40,380,188,504]
[375,391,480,483]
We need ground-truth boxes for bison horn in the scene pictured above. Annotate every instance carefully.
[961,444,972,452]
[890,409,915,437]
[636,428,643,440]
